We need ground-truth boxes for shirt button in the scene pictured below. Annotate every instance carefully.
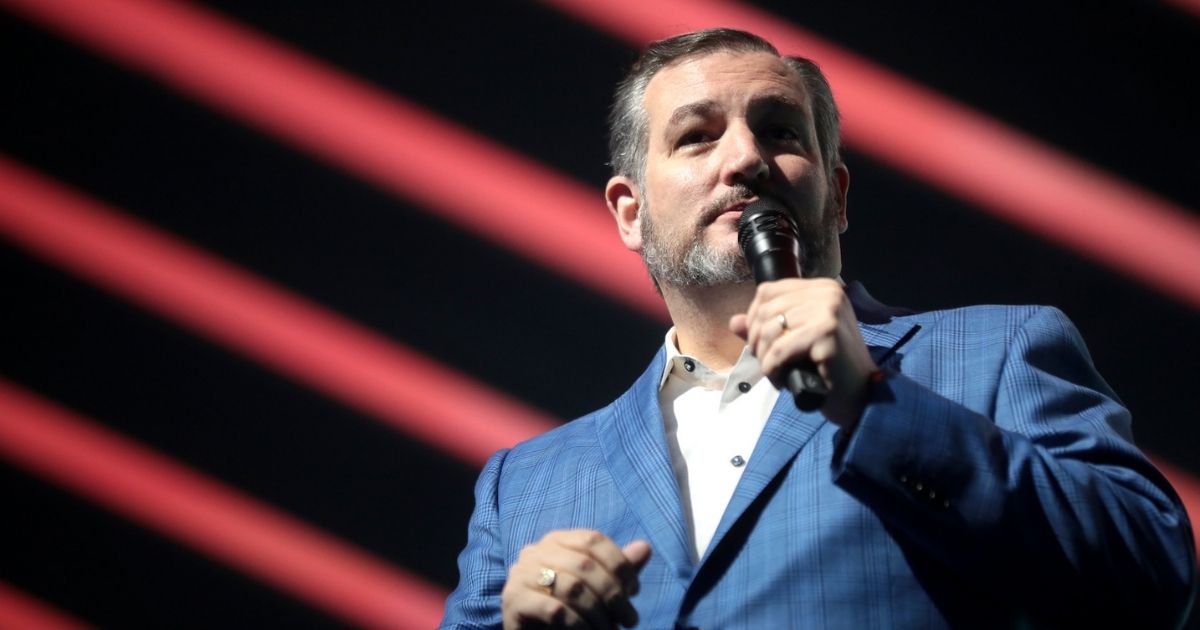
[730,455,745,467]
[737,381,751,393]
[683,359,696,372]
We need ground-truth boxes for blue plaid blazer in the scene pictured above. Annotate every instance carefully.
[441,285,1195,628]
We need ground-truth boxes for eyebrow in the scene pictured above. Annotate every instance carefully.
[663,93,808,134]
[664,99,720,133]
[747,94,806,118]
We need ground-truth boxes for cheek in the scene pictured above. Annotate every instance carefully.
[777,157,820,184]
[780,164,829,210]
[672,164,714,201]
[645,154,722,220]
[648,172,702,216]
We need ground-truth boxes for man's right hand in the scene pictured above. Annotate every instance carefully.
[501,529,652,629]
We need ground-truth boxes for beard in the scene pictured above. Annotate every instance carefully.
[639,186,840,289]
[640,202,752,287]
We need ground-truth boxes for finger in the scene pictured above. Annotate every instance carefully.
[620,540,652,596]
[808,333,839,365]
[509,539,612,628]
[763,318,838,383]
[602,540,652,627]
[542,567,612,630]
[557,531,629,586]
[752,277,801,299]
[746,312,760,358]
[511,554,612,630]
[755,278,840,322]
[744,293,762,351]
[755,305,796,362]
[759,323,814,383]
[554,534,636,625]
[729,313,749,339]
[751,287,807,346]
[756,285,842,354]
[504,590,589,630]
[622,540,653,568]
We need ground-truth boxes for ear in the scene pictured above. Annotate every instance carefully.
[606,175,643,251]
[831,162,850,233]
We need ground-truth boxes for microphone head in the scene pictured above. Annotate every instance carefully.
[738,198,803,282]
[737,198,796,251]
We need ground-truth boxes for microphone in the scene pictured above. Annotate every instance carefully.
[737,199,829,411]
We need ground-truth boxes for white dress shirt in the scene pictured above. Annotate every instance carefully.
[657,328,781,561]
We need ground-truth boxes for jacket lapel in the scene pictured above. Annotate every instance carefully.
[698,392,823,567]
[595,284,921,580]
[596,349,695,582]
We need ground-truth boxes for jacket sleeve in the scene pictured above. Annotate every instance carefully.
[831,306,1195,627]
[439,448,510,629]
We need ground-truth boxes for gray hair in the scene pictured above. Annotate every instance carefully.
[607,28,842,183]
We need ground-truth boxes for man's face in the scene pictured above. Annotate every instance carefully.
[629,50,848,286]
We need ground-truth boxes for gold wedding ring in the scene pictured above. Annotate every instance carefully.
[777,312,789,331]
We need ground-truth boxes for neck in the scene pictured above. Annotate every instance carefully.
[661,281,756,373]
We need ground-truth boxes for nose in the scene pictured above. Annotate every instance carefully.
[719,123,769,186]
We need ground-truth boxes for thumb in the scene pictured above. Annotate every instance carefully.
[729,313,749,339]
[622,539,653,569]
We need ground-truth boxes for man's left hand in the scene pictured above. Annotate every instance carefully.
[730,278,878,429]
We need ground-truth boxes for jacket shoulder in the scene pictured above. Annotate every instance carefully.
[504,348,665,463]
[505,404,607,461]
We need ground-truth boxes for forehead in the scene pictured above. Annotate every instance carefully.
[643,51,807,126]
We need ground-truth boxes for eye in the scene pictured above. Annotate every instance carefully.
[678,130,714,147]
[765,125,801,142]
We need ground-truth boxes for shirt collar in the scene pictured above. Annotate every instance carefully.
[658,327,764,391]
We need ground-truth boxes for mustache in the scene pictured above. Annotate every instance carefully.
[698,186,756,226]
[697,186,791,226]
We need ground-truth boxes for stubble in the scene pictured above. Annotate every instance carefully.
[639,186,839,288]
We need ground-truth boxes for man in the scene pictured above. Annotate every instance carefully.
[441,28,1195,628]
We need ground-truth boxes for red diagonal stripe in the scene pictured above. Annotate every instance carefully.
[0,581,94,630]
[0,155,555,467]
[4,0,1198,314]
[1,156,1197,561]
[1164,0,1200,19]
[0,379,445,629]
[539,0,1200,310]
[0,0,666,322]
[2,0,1196,568]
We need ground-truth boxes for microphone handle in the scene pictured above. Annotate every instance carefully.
[785,361,829,411]
[748,249,829,412]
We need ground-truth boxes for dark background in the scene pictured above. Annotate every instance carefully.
[2,1,1197,627]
